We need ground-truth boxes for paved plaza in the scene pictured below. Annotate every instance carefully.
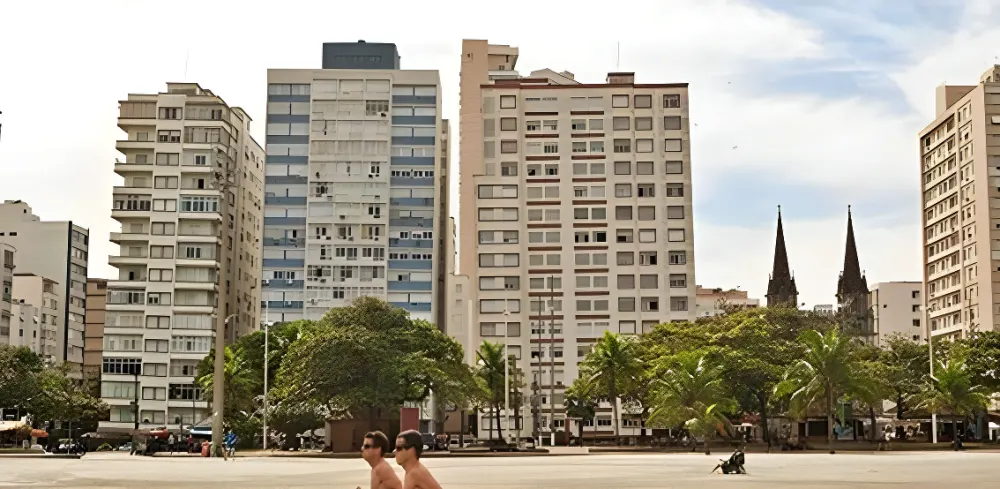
[0,452,996,488]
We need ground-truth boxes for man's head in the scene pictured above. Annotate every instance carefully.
[394,430,423,464]
[362,431,391,462]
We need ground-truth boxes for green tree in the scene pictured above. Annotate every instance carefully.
[0,345,45,412]
[915,356,991,450]
[26,364,107,433]
[877,335,929,420]
[271,297,478,431]
[647,352,736,454]
[197,345,259,422]
[774,329,875,450]
[961,330,1000,394]
[564,379,597,444]
[475,341,520,442]
[579,331,643,444]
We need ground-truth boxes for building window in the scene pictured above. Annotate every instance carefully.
[664,139,683,152]
[634,95,652,108]
[612,95,629,108]
[667,229,686,242]
[500,95,516,109]
[667,206,685,219]
[146,316,170,329]
[670,297,689,311]
[613,117,630,131]
[666,184,685,197]
[664,116,682,130]
[669,274,687,288]
[636,139,653,153]
[180,196,220,213]
[635,117,653,131]
[663,94,681,108]
[500,140,518,154]
[158,107,182,120]
[668,251,686,265]
[614,139,631,153]
[665,161,683,174]
[500,118,517,131]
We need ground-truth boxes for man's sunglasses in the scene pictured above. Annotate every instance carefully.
[362,444,373,449]
[394,444,412,451]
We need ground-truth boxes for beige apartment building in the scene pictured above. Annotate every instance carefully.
[12,273,62,363]
[0,201,88,373]
[458,40,697,441]
[102,82,264,433]
[919,65,1000,340]
[84,278,108,381]
[0,243,14,344]
[694,286,760,318]
[869,281,923,346]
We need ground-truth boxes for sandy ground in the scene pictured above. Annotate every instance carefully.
[0,451,996,488]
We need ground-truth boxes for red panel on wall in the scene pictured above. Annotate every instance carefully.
[400,407,419,432]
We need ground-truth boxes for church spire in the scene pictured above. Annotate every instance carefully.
[836,205,867,300]
[837,206,872,337]
[766,206,798,307]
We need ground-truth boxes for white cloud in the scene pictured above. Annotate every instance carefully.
[695,214,922,307]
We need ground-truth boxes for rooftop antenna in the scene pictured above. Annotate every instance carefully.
[616,42,621,70]
[184,48,190,81]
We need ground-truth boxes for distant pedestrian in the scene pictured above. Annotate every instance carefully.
[167,433,176,454]
[224,430,238,458]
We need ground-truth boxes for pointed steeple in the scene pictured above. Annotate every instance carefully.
[837,206,872,337]
[766,206,798,307]
[836,205,868,301]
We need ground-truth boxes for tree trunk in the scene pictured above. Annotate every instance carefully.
[757,392,770,446]
[458,410,465,448]
[578,420,584,446]
[895,394,904,420]
[704,439,710,455]
[610,380,620,446]
[494,403,504,442]
[826,383,835,452]
[869,406,877,443]
[952,417,958,451]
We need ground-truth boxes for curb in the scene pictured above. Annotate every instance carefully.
[0,453,83,459]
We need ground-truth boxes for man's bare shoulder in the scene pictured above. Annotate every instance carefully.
[373,461,402,489]
[403,463,442,489]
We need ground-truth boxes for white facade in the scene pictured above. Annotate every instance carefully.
[694,286,760,318]
[0,201,88,373]
[458,41,697,441]
[0,243,14,344]
[101,82,265,433]
[11,274,61,362]
[870,281,924,347]
[262,69,444,324]
[7,301,41,353]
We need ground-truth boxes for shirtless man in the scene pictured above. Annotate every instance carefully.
[395,430,442,489]
[360,431,401,489]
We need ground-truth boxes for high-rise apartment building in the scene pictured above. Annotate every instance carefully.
[919,65,1000,340]
[12,273,61,363]
[0,201,88,373]
[84,278,108,380]
[458,40,697,441]
[0,243,14,343]
[869,281,923,346]
[102,82,264,433]
[263,42,445,324]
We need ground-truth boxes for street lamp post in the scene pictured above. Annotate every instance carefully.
[503,309,510,444]
[262,300,270,450]
[211,313,237,456]
[210,144,237,457]
[547,276,556,447]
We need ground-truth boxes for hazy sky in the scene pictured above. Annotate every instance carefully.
[1,0,996,307]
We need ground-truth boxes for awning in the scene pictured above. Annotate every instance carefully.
[30,429,47,438]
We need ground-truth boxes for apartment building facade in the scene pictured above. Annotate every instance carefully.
[84,278,108,380]
[263,42,445,325]
[694,286,760,318]
[869,281,923,346]
[0,243,13,343]
[459,40,697,441]
[102,82,264,433]
[919,65,1000,340]
[12,274,62,362]
[0,201,88,372]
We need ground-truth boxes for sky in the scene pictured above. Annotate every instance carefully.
[1,0,999,307]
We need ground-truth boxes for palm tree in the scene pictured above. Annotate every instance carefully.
[198,346,257,421]
[579,331,643,444]
[475,341,510,442]
[774,329,873,451]
[648,352,735,454]
[915,357,991,450]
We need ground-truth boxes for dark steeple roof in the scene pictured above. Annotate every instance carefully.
[766,206,798,307]
[836,205,868,302]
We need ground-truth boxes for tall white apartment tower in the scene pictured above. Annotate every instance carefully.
[101,83,264,433]
[0,243,14,345]
[920,65,1000,340]
[0,201,89,373]
[458,40,697,441]
[263,42,444,323]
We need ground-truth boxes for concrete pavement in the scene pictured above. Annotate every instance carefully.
[0,452,995,488]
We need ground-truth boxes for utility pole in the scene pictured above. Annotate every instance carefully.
[531,296,542,445]
[548,276,556,447]
[262,301,270,450]
[211,144,236,456]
